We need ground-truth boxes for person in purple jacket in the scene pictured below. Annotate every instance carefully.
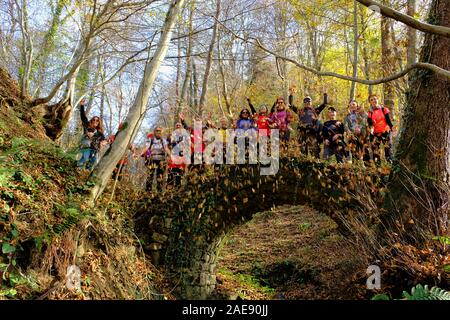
[270,97,293,143]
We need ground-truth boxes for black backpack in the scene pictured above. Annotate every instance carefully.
[299,108,319,131]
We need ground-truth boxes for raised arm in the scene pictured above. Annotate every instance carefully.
[180,118,191,131]
[315,93,328,115]
[246,97,257,115]
[79,100,89,129]
[288,94,299,113]
[179,112,192,131]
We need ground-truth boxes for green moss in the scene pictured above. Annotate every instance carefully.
[217,267,276,297]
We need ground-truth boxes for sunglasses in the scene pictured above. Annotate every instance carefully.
[242,111,249,114]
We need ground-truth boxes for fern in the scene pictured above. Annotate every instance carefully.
[371,293,390,300]
[371,284,450,300]
[52,214,78,235]
[403,284,450,300]
[429,287,450,300]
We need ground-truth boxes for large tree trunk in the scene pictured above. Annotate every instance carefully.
[40,61,82,141]
[88,0,186,204]
[381,0,450,245]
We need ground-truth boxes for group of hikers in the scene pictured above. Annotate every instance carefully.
[76,89,395,191]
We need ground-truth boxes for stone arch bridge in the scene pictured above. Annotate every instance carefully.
[134,158,389,299]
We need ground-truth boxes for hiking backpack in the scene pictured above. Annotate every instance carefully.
[144,138,168,163]
[299,108,318,130]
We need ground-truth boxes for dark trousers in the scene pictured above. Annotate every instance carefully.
[280,129,290,143]
[145,160,165,191]
[168,167,183,187]
[323,144,345,163]
[370,132,392,164]
[347,136,371,163]
[298,129,320,158]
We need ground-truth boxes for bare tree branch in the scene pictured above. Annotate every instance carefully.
[218,21,450,84]
[356,0,450,38]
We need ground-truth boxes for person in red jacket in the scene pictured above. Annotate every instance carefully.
[178,112,208,168]
[246,98,273,137]
[367,94,394,164]
[167,142,186,187]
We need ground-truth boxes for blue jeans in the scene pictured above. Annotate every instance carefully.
[78,148,97,169]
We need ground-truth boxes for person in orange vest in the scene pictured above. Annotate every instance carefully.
[367,94,394,164]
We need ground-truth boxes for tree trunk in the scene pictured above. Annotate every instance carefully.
[215,75,226,117]
[40,58,83,141]
[360,8,373,95]
[192,59,199,112]
[274,1,289,99]
[179,2,194,109]
[217,26,232,117]
[381,0,396,111]
[17,0,33,97]
[382,0,450,245]
[350,0,359,100]
[32,0,65,99]
[88,0,186,204]
[407,0,417,67]
[174,22,182,124]
[198,0,221,115]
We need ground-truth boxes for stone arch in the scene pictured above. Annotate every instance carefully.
[135,159,387,299]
